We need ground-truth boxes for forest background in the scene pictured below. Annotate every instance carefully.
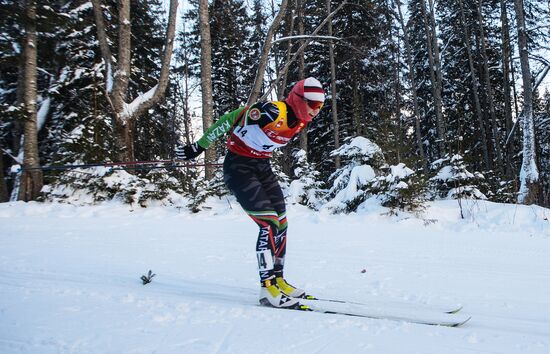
[1,0,549,212]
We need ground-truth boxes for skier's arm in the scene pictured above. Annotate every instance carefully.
[197,106,247,149]
[175,106,246,160]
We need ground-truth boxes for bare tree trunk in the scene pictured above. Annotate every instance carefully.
[277,4,295,100]
[197,0,215,179]
[476,0,503,174]
[514,0,539,204]
[419,0,445,157]
[394,40,402,163]
[394,0,427,171]
[13,52,25,157]
[427,0,446,142]
[0,153,8,202]
[113,0,131,111]
[18,0,43,201]
[352,67,362,136]
[6,47,25,200]
[179,26,193,146]
[91,0,178,163]
[296,0,308,152]
[327,0,340,168]
[457,0,491,170]
[500,0,515,178]
[247,0,289,104]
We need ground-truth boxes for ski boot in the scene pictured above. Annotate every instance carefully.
[275,277,316,299]
[259,278,301,308]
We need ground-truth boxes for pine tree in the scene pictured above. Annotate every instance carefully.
[323,136,386,213]
[287,148,325,209]
[429,154,486,200]
[371,163,427,214]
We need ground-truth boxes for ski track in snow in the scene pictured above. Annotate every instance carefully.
[1,199,549,353]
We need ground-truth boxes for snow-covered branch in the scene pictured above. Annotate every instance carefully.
[122,85,157,120]
[272,35,341,44]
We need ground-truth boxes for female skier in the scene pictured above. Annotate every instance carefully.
[176,77,325,308]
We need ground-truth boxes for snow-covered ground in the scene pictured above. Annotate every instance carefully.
[1,198,549,354]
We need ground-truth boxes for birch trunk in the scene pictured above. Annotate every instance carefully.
[18,0,43,201]
[198,0,215,179]
[113,0,131,111]
[514,0,539,204]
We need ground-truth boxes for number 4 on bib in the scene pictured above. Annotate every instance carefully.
[256,250,274,271]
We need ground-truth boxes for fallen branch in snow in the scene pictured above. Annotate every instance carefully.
[141,270,156,285]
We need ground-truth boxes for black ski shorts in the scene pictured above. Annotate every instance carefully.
[223,151,285,214]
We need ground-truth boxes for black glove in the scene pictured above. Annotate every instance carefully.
[175,142,205,160]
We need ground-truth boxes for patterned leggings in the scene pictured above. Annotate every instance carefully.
[223,151,287,282]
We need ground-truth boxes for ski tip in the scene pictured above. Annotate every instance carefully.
[446,305,463,314]
[450,316,472,327]
[296,304,313,311]
[258,300,313,312]
[303,294,318,300]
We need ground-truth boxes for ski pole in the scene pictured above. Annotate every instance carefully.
[18,161,223,172]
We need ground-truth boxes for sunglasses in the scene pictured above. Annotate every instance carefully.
[297,93,324,110]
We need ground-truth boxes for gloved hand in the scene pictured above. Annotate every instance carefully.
[175,142,205,160]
